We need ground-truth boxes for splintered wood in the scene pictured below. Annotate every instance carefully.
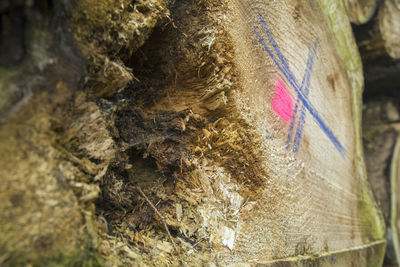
[128,0,385,265]
[151,0,385,265]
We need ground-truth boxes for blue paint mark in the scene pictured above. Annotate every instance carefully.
[293,39,318,152]
[286,39,318,151]
[258,15,292,82]
[254,14,346,157]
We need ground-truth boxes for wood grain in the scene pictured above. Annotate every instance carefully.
[204,0,387,264]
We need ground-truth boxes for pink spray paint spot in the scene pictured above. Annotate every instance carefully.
[272,80,293,121]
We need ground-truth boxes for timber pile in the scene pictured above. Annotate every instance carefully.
[345,0,378,24]
[363,100,400,266]
[354,0,400,95]
[0,0,394,266]
[357,0,400,266]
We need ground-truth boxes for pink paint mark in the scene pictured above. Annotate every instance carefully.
[272,80,293,121]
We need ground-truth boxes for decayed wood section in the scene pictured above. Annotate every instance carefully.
[0,0,386,266]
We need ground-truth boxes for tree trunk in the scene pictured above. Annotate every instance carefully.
[0,0,386,266]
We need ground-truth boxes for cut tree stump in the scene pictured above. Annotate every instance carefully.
[0,0,386,266]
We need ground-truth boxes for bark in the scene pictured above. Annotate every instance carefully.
[0,0,386,266]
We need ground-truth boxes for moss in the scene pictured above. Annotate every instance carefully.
[390,137,400,263]
[0,67,20,118]
[2,249,103,267]
[26,27,54,72]
[358,186,386,241]
[33,251,103,267]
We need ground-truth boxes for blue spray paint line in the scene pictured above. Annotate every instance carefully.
[286,39,318,151]
[254,15,346,157]
[258,15,292,81]
[286,94,300,150]
[259,13,312,151]
[255,27,346,156]
[292,39,318,152]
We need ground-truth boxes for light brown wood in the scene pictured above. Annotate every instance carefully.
[355,0,400,60]
[136,0,384,264]
[344,0,378,24]
[354,0,400,97]
[379,0,400,59]
[199,0,384,263]
[353,0,400,94]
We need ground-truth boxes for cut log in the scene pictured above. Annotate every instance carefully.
[356,0,400,60]
[362,99,400,266]
[108,0,385,264]
[378,0,400,59]
[0,0,386,266]
[353,0,400,93]
[344,0,378,24]
[191,0,384,264]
